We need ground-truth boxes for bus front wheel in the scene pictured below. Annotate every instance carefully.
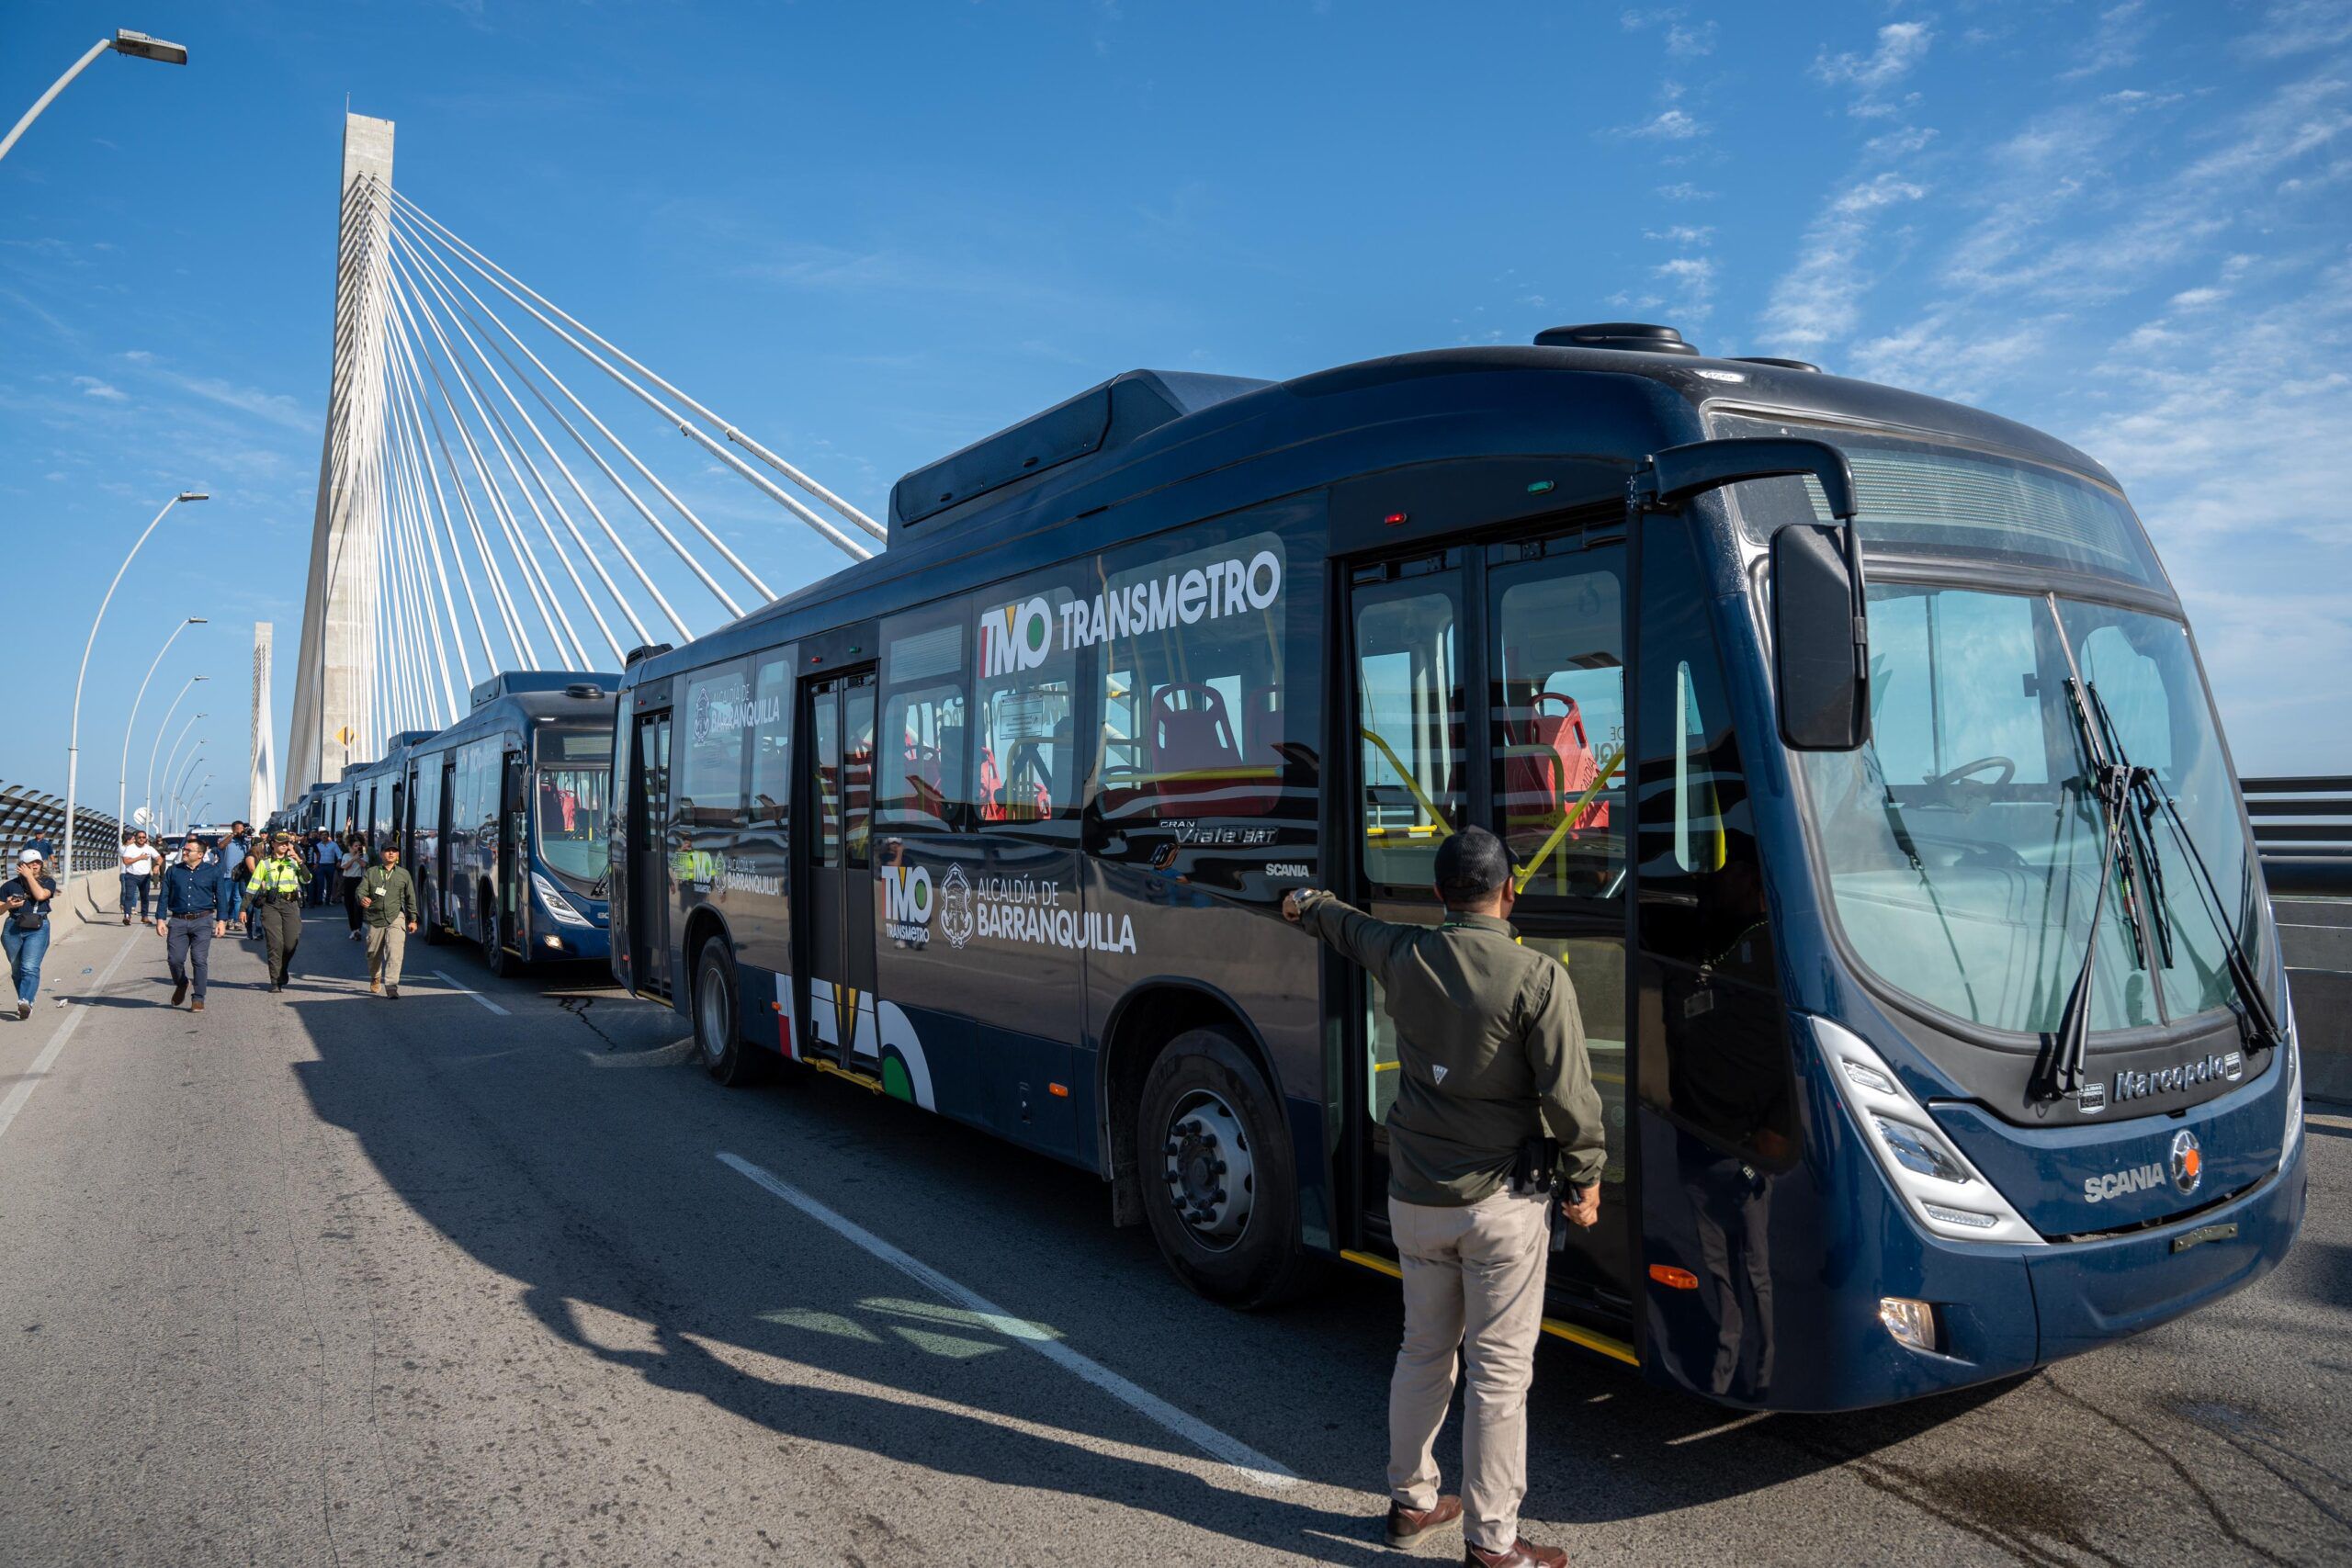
[694,940,759,1086]
[482,888,513,978]
[1137,1028,1308,1309]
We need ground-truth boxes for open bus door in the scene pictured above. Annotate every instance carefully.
[628,710,673,997]
[797,669,879,1066]
[1340,525,1636,1342]
[491,750,527,974]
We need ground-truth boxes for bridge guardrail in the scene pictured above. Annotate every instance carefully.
[0,783,124,875]
[2247,775,2352,1103]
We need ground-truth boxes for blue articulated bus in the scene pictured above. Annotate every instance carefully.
[401,671,618,974]
[606,321,2305,1410]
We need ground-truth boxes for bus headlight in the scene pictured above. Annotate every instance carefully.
[531,872,592,926]
[1810,1016,2043,1247]
[2280,994,2303,1169]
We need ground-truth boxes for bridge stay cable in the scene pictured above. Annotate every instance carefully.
[390,216,760,615]
[390,189,886,547]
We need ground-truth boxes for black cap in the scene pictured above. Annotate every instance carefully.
[1434,826,1512,906]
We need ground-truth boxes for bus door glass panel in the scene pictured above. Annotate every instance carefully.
[1348,557,1464,1145]
[1635,512,1793,1404]
[800,675,882,1061]
[500,751,527,943]
[731,652,796,970]
[632,712,673,994]
[1487,532,1632,1306]
[436,757,456,917]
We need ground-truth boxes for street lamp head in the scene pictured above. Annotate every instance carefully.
[187,616,209,626]
[176,490,209,502]
[111,30,188,66]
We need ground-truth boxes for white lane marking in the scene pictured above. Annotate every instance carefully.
[717,1149,1296,1490]
[0,929,145,1147]
[428,970,510,1016]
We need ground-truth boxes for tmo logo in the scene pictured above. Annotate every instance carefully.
[979,597,1055,678]
[881,864,934,928]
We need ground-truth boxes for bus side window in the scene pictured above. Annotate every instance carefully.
[877,611,969,832]
[1093,531,1289,822]
[749,654,793,827]
[679,660,753,828]
[974,580,1079,829]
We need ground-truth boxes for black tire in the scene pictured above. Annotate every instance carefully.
[482,885,513,978]
[693,938,760,1086]
[1137,1026,1311,1309]
[420,876,447,946]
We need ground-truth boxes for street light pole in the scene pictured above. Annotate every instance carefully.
[170,754,206,833]
[0,28,191,166]
[155,713,204,829]
[118,617,205,834]
[143,680,206,829]
[60,490,207,897]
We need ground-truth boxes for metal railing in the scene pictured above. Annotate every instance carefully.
[0,783,125,874]
[2245,775,2352,898]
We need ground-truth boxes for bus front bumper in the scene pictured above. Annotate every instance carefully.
[2026,1139,2306,1364]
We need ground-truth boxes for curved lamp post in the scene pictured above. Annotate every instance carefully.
[119,619,205,834]
[142,680,206,829]
[0,28,190,165]
[60,490,207,895]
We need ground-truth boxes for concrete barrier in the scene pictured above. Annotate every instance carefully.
[2275,896,2352,1106]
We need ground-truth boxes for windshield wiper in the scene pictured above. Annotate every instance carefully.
[2086,682,2283,1053]
[2087,684,2174,974]
[2041,676,2145,1103]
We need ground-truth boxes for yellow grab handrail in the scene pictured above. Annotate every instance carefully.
[1358,727,1454,841]
[1511,743,1626,894]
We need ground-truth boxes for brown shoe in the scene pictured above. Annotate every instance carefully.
[1386,1495,1462,1549]
[190,998,204,1012]
[369,979,382,996]
[171,980,187,1007]
[1466,1540,1566,1568]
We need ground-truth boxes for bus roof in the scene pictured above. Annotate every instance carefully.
[627,328,2123,689]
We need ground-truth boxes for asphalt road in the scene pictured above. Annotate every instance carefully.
[1,906,2346,1567]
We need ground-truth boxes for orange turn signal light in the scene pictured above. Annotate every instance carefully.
[1048,1082,1070,1099]
[1648,1264,1699,1291]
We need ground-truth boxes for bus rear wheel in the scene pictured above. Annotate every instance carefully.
[694,940,758,1086]
[1137,1027,1308,1309]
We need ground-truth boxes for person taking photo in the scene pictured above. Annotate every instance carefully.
[2,847,58,1018]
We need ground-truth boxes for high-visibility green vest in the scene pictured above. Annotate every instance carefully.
[252,856,304,897]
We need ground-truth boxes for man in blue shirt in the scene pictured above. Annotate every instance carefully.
[156,834,229,1011]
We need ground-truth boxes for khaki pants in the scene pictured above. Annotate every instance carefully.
[366,922,408,987]
[1389,1187,1551,1554]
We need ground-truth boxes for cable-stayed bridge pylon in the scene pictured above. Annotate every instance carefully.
[282,112,879,806]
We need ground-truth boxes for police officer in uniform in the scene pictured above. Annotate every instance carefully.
[249,831,311,991]
[1283,826,1604,1568]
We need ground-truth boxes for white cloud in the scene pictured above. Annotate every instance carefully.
[1655,255,1717,321]
[1813,22,1934,114]
[1655,181,1717,201]
[1613,107,1707,141]
[2059,1,2152,82]
[1667,20,1717,58]
[1645,224,1716,245]
[1758,172,1929,350]
[73,376,127,402]
[2236,0,2352,61]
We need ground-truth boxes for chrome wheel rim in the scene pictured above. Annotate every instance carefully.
[697,966,728,1064]
[1162,1089,1255,1250]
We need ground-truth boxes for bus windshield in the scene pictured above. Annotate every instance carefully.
[535,728,611,895]
[1797,587,2264,1037]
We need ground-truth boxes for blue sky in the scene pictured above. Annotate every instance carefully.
[3,0,2348,819]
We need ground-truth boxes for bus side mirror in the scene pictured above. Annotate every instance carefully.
[1772,523,1870,750]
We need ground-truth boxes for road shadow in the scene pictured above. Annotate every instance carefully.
[283,983,2028,1557]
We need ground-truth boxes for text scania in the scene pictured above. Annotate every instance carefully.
[978,549,1281,677]
[2084,1164,2166,1203]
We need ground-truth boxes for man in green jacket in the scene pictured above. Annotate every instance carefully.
[359,842,420,999]
[1284,825,1604,1568]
